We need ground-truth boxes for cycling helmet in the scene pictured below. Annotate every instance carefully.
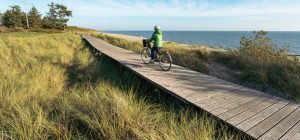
[154,25,160,30]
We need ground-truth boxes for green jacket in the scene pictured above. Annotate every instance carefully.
[149,29,163,47]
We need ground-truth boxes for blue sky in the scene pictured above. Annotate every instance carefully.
[1,0,300,31]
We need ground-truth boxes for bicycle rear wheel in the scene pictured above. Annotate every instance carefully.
[141,48,151,64]
[159,52,172,71]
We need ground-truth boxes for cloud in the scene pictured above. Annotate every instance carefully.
[2,0,300,18]
[68,0,300,18]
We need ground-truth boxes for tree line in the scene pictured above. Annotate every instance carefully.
[0,2,72,30]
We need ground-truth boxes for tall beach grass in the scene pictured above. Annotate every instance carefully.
[0,32,247,139]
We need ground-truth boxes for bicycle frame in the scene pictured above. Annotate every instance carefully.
[143,39,161,58]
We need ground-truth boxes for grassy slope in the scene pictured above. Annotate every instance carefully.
[0,32,246,139]
[92,33,300,103]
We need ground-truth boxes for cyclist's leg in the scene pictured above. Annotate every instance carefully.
[154,47,161,62]
[151,46,158,60]
[157,47,161,55]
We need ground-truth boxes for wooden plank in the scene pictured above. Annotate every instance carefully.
[258,107,300,140]
[186,91,225,105]
[204,92,256,112]
[227,98,279,126]
[210,95,269,117]
[206,95,245,110]
[245,101,296,138]
[198,87,260,107]
[203,89,263,112]
[280,120,300,140]
[185,85,231,101]
[185,82,241,103]
[185,83,241,102]
[196,91,242,107]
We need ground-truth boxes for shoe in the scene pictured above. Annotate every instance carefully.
[150,59,155,64]
[154,59,159,62]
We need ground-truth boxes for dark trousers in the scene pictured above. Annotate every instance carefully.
[151,46,161,60]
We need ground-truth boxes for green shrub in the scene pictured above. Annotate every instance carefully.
[27,6,42,28]
[238,31,297,84]
[214,31,300,102]
[2,5,24,28]
[240,31,290,64]
[42,2,72,30]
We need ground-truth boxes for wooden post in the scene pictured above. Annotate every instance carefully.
[25,12,29,29]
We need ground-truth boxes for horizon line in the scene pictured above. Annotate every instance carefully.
[101,30,300,32]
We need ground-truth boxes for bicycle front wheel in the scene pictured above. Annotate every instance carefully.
[141,48,151,64]
[159,52,172,71]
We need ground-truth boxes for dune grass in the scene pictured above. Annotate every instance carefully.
[0,32,247,139]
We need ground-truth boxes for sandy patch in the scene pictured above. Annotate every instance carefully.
[104,32,142,42]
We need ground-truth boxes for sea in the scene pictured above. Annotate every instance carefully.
[105,31,300,55]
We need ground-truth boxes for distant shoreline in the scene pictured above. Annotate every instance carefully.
[102,30,300,32]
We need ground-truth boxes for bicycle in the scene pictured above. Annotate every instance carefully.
[141,38,172,71]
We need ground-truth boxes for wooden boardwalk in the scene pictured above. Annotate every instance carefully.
[83,35,300,140]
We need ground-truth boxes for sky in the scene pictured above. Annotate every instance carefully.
[1,0,300,31]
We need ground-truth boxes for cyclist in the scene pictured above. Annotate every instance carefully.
[148,25,163,63]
